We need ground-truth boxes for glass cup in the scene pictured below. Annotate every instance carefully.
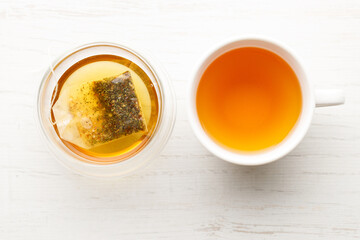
[36,42,176,178]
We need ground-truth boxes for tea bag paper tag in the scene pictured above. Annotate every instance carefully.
[52,86,88,148]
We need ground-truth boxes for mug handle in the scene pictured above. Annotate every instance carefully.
[315,89,345,107]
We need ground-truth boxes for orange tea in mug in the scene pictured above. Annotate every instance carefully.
[196,47,302,151]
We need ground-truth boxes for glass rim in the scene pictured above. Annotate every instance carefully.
[36,42,177,177]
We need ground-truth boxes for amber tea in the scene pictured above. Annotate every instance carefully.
[51,55,159,164]
[196,47,302,152]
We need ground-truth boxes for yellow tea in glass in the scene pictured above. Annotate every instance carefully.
[51,55,159,164]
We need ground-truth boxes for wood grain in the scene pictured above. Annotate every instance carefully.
[0,0,359,239]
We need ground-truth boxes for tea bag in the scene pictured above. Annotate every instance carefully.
[52,71,147,149]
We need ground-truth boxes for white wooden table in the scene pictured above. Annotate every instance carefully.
[1,0,359,239]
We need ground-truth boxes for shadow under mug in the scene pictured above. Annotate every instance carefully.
[188,37,345,166]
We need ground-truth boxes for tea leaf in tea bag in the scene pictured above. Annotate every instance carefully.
[52,71,147,149]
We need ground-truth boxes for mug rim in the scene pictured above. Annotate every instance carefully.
[187,36,315,166]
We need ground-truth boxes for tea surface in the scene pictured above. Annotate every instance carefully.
[196,47,302,151]
[51,55,159,163]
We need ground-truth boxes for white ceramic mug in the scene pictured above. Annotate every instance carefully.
[188,37,345,166]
